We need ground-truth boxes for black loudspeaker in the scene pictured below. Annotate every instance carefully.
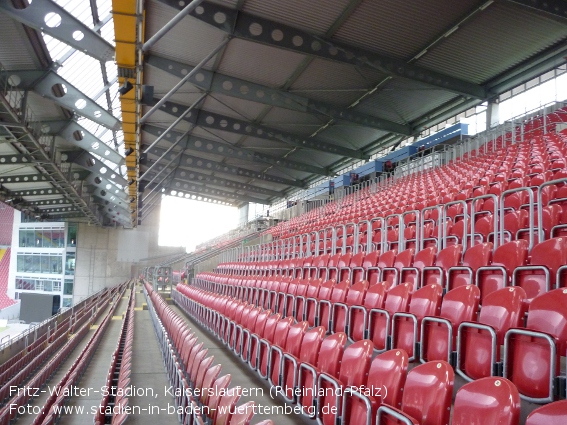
[19,293,61,323]
[141,85,154,104]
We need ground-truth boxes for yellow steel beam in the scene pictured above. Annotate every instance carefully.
[112,0,143,226]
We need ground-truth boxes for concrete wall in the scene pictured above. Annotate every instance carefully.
[74,206,181,303]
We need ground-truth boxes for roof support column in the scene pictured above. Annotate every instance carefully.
[142,92,205,154]
[140,128,190,178]
[142,153,183,200]
[486,100,500,130]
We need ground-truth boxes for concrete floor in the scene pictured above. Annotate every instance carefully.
[126,287,178,425]
[167,293,314,425]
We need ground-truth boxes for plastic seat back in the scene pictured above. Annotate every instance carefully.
[424,245,462,287]
[319,340,374,425]
[298,332,346,410]
[452,377,520,425]
[317,279,337,329]
[369,283,412,351]
[391,284,443,358]
[348,281,388,342]
[421,285,480,363]
[400,361,454,425]
[384,248,414,286]
[228,401,255,425]
[215,386,242,425]
[526,400,567,425]
[450,242,492,289]
[505,288,567,400]
[459,287,526,380]
[515,237,567,300]
[271,320,308,387]
[478,240,528,301]
[200,364,221,404]
[401,247,436,289]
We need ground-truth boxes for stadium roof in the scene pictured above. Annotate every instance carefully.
[1,0,566,226]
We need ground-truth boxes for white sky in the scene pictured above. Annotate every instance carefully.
[158,195,239,251]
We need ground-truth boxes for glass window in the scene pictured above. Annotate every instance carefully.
[64,279,73,295]
[53,280,61,292]
[41,255,50,273]
[67,224,77,247]
[52,229,65,248]
[50,255,62,274]
[31,256,40,273]
[44,280,53,292]
[42,229,52,248]
[18,230,26,247]
[62,298,72,307]
[65,253,75,275]
[34,230,43,248]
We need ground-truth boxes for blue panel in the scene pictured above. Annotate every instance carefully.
[414,123,468,148]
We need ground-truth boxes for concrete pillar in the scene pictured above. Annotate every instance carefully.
[486,101,500,129]
[239,203,249,225]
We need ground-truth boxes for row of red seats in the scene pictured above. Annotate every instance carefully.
[0,281,130,425]
[143,282,272,425]
[194,267,567,403]
[95,285,136,425]
[34,282,132,425]
[263,131,567,246]
[175,283,567,424]
[213,237,567,304]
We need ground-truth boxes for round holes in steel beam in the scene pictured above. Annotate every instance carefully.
[44,12,62,28]
[75,99,87,110]
[51,83,67,98]
[271,30,284,42]
[249,23,262,36]
[213,12,226,24]
[72,31,84,41]
[7,75,21,87]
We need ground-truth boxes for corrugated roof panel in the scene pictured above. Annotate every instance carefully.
[217,38,307,88]
[290,57,386,107]
[317,123,386,150]
[201,93,268,121]
[355,78,458,124]
[292,57,386,90]
[190,126,243,145]
[416,2,567,84]
[332,0,481,60]
[261,106,326,127]
[145,0,227,66]
[26,92,66,121]
[143,65,203,106]
[0,14,39,69]
[237,135,291,151]
[285,149,341,168]
[295,90,363,109]
[242,0,352,36]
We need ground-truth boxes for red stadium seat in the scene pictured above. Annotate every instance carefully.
[420,284,480,364]
[456,287,527,381]
[452,377,520,425]
[526,400,567,425]
[390,284,443,361]
[503,288,567,402]
[376,361,454,425]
